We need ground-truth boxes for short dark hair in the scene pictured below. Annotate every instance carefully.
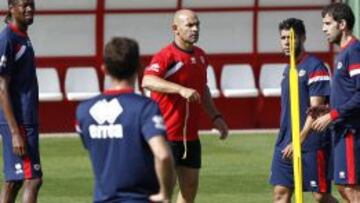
[321,3,355,31]
[104,37,140,80]
[279,18,306,37]
[5,0,20,23]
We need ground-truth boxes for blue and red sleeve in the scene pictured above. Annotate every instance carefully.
[333,47,360,120]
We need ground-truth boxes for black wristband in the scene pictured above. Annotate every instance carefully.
[212,114,223,122]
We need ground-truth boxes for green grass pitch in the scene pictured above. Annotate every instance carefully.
[0,133,342,202]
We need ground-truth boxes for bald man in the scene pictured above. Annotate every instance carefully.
[142,9,229,203]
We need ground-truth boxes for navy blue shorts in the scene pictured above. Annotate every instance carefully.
[95,196,150,203]
[270,146,332,193]
[0,125,42,181]
[96,199,149,203]
[332,128,360,185]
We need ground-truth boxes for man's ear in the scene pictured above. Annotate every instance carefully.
[301,35,306,43]
[172,24,178,34]
[9,5,14,14]
[339,19,347,31]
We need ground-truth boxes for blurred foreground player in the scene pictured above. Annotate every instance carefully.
[269,18,337,203]
[76,37,174,203]
[0,0,43,202]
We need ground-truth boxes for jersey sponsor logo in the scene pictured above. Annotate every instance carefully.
[191,57,196,64]
[337,62,343,70]
[310,180,318,187]
[34,164,41,171]
[152,115,166,130]
[89,99,124,139]
[339,171,346,179]
[89,124,123,139]
[15,163,23,174]
[147,63,160,72]
[298,69,306,77]
[0,55,7,67]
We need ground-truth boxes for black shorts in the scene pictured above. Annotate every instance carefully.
[169,140,201,169]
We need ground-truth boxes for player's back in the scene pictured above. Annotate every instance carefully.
[76,89,165,202]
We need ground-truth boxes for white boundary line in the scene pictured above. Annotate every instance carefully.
[38,129,279,138]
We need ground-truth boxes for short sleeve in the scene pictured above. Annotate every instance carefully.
[143,50,173,78]
[348,48,360,88]
[0,37,13,76]
[307,62,331,97]
[141,101,167,141]
[75,104,89,150]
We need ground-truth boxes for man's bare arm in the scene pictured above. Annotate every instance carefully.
[148,136,175,203]
[142,75,200,102]
[0,75,25,156]
[201,86,228,139]
[282,96,327,159]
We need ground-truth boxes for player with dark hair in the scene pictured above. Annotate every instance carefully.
[0,0,42,203]
[270,18,337,203]
[142,9,228,203]
[313,3,360,202]
[76,37,175,203]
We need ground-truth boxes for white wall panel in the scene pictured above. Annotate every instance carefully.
[106,0,177,9]
[37,0,96,10]
[29,15,95,56]
[0,2,6,10]
[0,15,5,29]
[197,12,253,53]
[183,0,254,8]
[0,1,96,10]
[105,13,173,55]
[259,0,330,7]
[258,11,329,53]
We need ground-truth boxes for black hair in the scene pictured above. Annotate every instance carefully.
[104,37,140,80]
[321,3,355,31]
[279,18,306,37]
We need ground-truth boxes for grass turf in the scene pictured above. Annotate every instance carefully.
[0,133,341,202]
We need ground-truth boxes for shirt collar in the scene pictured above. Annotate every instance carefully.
[296,52,308,65]
[103,88,134,95]
[340,36,357,52]
[8,23,28,37]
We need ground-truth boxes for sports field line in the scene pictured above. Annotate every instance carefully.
[39,129,279,138]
